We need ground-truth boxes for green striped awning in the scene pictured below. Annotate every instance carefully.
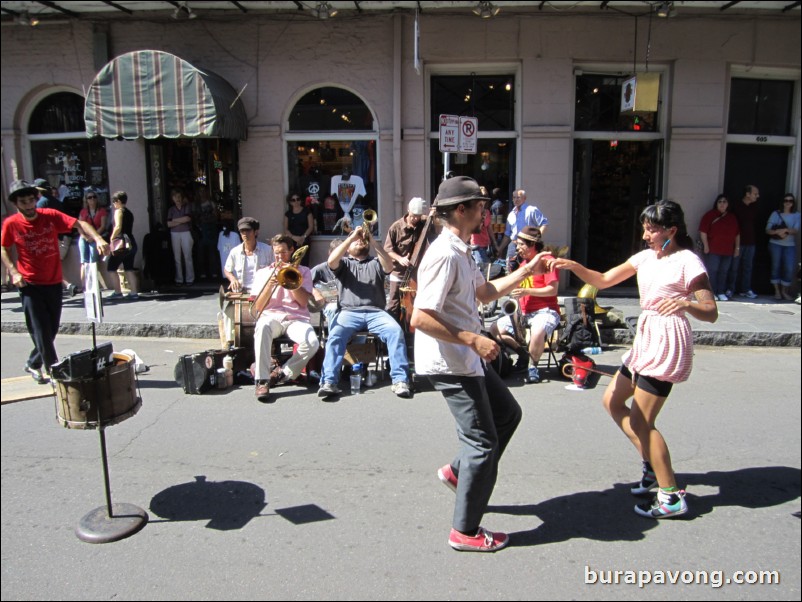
[85,50,247,140]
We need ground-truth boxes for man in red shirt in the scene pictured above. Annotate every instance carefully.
[1,180,109,383]
[489,226,561,384]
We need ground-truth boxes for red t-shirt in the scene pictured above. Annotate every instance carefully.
[1,209,77,285]
[699,209,739,256]
[519,255,560,314]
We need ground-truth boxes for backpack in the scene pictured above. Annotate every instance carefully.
[558,299,600,354]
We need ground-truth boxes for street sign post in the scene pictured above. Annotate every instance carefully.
[439,114,460,153]
[458,116,478,154]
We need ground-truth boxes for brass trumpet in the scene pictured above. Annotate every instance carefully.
[250,245,308,320]
[361,209,377,236]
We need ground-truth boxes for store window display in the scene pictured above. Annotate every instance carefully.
[28,92,109,218]
[286,87,377,238]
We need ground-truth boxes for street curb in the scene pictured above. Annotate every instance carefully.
[1,321,218,341]
[602,328,801,348]
[2,321,800,347]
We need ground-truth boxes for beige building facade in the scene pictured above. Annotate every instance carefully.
[2,2,800,290]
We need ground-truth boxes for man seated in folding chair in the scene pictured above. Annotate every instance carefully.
[318,226,412,400]
[251,235,319,402]
[488,226,561,384]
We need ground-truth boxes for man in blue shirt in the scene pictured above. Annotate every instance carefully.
[497,189,548,271]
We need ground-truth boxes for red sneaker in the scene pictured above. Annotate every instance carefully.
[449,527,509,552]
[437,464,458,493]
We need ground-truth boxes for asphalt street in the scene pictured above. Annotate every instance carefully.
[1,333,800,601]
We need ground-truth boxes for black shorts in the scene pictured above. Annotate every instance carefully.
[620,365,673,398]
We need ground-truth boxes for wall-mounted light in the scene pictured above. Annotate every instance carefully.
[16,12,40,26]
[472,1,500,19]
[315,2,338,20]
[172,2,197,20]
[656,1,676,18]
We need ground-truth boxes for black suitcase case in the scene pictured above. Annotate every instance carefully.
[174,348,249,394]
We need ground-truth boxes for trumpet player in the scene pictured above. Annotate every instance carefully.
[318,225,412,400]
[252,235,318,401]
[489,226,561,384]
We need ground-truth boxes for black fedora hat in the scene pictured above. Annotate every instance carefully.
[433,176,489,208]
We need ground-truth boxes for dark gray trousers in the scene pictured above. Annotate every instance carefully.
[428,366,523,533]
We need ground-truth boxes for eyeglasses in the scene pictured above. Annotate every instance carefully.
[239,228,253,234]
[86,195,97,199]
[290,197,301,202]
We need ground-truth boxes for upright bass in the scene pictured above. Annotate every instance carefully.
[398,210,436,333]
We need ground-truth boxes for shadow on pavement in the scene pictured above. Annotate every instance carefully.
[494,465,800,547]
[149,475,268,530]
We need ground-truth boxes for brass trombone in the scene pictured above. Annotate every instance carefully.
[249,245,308,320]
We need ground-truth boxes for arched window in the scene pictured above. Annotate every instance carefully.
[286,87,377,236]
[28,91,109,217]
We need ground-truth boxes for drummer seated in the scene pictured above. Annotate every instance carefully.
[224,217,275,294]
[317,229,411,400]
[252,235,319,402]
[221,217,274,344]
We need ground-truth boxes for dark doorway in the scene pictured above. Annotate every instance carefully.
[571,139,663,289]
[723,144,790,295]
[430,139,514,202]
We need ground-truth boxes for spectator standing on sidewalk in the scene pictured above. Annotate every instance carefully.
[77,188,109,286]
[726,185,760,299]
[698,194,739,302]
[411,176,546,552]
[765,193,800,301]
[1,180,109,383]
[497,189,548,272]
[167,187,195,286]
[105,191,140,300]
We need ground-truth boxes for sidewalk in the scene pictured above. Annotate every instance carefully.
[1,287,800,346]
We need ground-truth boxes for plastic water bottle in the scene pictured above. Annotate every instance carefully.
[350,363,363,395]
[581,346,602,355]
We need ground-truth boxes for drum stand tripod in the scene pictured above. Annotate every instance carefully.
[74,326,148,543]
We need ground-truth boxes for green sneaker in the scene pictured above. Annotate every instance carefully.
[634,490,688,519]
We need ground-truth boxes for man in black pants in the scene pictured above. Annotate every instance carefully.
[1,180,109,383]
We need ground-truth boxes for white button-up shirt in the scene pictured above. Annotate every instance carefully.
[414,229,486,377]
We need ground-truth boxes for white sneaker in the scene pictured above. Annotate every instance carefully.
[391,381,412,398]
[739,290,758,299]
[716,294,729,302]
[725,290,733,298]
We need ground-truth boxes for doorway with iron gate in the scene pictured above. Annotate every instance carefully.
[571,139,663,290]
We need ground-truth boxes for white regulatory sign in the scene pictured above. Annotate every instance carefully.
[458,116,478,154]
[439,114,460,153]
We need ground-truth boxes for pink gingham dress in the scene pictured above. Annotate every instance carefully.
[622,249,708,383]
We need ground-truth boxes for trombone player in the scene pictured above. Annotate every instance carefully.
[252,234,319,401]
[488,226,561,384]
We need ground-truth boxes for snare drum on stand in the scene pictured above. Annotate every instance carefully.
[51,345,148,543]
[53,352,141,430]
